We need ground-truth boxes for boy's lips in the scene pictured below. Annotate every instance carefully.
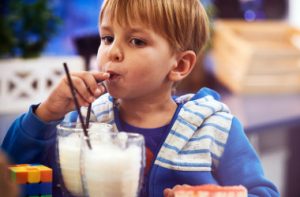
[107,71,120,81]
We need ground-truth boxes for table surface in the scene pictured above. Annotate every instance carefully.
[219,91,300,132]
[204,52,300,133]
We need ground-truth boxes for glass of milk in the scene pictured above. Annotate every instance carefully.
[81,131,145,197]
[56,122,113,197]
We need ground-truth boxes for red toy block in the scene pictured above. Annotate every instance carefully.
[9,166,28,184]
[35,165,53,182]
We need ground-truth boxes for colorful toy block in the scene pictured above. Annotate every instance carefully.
[9,164,52,197]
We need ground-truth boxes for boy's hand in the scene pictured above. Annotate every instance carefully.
[0,151,19,197]
[164,185,191,197]
[36,71,110,122]
[164,187,175,197]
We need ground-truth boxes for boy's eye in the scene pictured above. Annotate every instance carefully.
[101,36,114,45]
[130,38,146,46]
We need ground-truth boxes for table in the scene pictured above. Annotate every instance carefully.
[220,92,300,133]
[218,90,300,196]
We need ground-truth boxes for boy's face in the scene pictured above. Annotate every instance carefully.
[97,13,178,100]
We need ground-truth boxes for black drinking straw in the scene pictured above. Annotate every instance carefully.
[86,104,92,128]
[86,80,106,128]
[63,62,92,149]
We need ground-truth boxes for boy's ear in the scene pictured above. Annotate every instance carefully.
[168,50,197,82]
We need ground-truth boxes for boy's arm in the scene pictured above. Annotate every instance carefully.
[1,104,61,164]
[216,117,279,197]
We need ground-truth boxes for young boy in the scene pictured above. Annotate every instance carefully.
[2,0,279,196]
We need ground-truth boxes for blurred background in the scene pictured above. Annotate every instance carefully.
[0,0,300,196]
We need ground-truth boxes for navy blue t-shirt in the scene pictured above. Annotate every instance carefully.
[119,119,170,197]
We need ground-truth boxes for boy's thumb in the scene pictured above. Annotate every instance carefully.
[163,188,175,197]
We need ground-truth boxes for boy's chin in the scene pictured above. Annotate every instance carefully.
[105,88,121,98]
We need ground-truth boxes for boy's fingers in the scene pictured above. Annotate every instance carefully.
[76,94,90,107]
[79,71,110,84]
[163,188,174,197]
[70,76,94,103]
[70,71,109,98]
[75,72,104,96]
[163,185,191,197]
[0,152,20,197]
[0,152,9,179]
[91,71,110,82]
[93,72,110,96]
[0,151,8,164]
[78,72,99,96]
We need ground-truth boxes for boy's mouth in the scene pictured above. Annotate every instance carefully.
[107,71,120,81]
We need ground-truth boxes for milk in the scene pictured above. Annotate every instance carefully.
[83,132,145,197]
[58,132,83,196]
[57,123,113,197]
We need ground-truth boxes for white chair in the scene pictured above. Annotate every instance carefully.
[0,56,84,114]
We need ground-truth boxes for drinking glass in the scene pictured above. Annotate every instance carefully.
[56,122,113,197]
[81,131,145,197]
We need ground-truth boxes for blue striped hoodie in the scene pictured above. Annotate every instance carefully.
[1,88,279,197]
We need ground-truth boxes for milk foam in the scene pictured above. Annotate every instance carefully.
[84,134,143,197]
[58,123,143,197]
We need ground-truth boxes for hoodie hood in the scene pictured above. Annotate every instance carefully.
[191,87,221,101]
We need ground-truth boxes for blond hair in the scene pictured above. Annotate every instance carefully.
[99,0,210,64]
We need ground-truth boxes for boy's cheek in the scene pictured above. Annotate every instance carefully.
[96,50,104,69]
[96,56,107,71]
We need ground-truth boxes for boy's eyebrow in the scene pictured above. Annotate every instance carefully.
[99,25,112,32]
[100,25,149,35]
[128,28,148,34]
[129,28,146,33]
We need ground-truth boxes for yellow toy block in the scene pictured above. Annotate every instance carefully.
[9,164,52,184]
[27,167,41,183]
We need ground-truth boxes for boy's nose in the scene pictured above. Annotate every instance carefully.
[108,42,123,62]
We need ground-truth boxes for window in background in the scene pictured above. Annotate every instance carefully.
[43,0,103,56]
[214,0,287,20]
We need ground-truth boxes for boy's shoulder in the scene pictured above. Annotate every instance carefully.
[177,88,233,128]
[155,88,235,171]
[175,88,226,109]
[175,87,222,104]
[177,88,234,133]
